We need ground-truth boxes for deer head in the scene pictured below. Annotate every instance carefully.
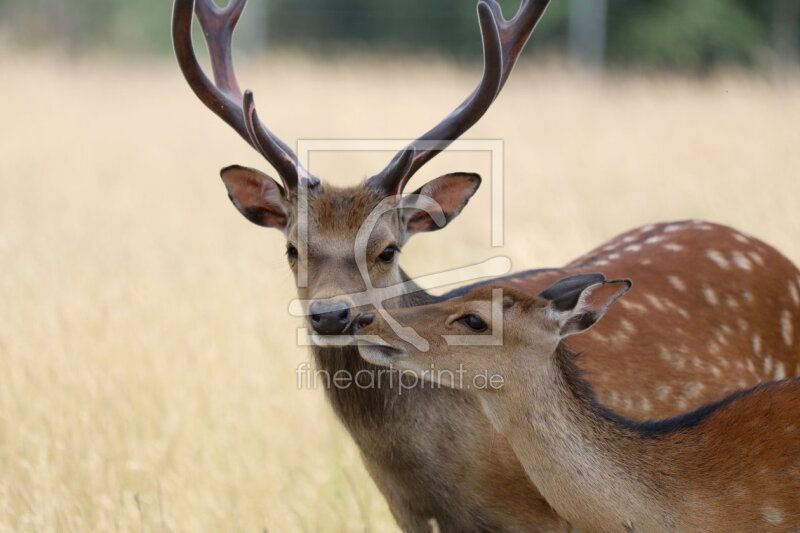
[172,0,550,339]
[352,274,632,384]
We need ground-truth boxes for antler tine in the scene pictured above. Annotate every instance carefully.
[172,0,316,195]
[369,0,550,196]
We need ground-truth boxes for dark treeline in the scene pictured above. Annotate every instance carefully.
[0,0,797,71]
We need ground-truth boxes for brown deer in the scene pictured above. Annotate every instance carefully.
[351,275,800,533]
[172,1,800,531]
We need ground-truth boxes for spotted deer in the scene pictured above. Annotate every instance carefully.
[173,0,800,531]
[352,275,800,533]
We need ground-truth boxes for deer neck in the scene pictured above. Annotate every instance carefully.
[309,270,437,433]
[478,346,681,532]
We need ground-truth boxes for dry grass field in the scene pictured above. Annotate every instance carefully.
[1,49,799,531]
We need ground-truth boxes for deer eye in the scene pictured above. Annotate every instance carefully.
[458,314,488,332]
[377,245,399,263]
[286,244,299,261]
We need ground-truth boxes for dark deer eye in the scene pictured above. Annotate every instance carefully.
[377,246,398,263]
[459,314,488,332]
[286,244,298,261]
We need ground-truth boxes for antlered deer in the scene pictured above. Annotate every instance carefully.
[351,275,800,533]
[172,0,800,531]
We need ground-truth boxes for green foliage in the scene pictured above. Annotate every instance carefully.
[0,0,796,70]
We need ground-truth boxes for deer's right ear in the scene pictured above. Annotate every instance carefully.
[220,165,290,230]
[538,274,632,338]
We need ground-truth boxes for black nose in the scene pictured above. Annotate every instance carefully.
[308,300,351,335]
[349,313,375,335]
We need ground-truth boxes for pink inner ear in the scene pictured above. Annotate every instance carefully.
[221,166,288,229]
[405,173,479,234]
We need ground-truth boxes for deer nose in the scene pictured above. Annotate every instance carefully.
[308,300,351,335]
[349,313,375,335]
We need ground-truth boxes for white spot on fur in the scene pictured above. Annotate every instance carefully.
[789,282,800,307]
[663,224,684,233]
[706,249,730,269]
[764,356,774,375]
[624,244,642,252]
[644,235,663,245]
[603,244,616,252]
[737,318,749,332]
[695,224,713,231]
[748,251,765,266]
[709,365,722,378]
[637,397,651,412]
[618,299,648,313]
[645,294,666,312]
[742,291,755,304]
[668,275,686,292]
[620,319,636,333]
[663,243,684,252]
[608,253,620,260]
[654,385,672,401]
[781,310,793,346]
[774,361,787,380]
[731,251,752,271]
[733,233,749,243]
[594,260,610,266]
[724,294,739,308]
[752,334,762,355]
[640,259,652,266]
[708,340,721,355]
[746,359,757,374]
[702,285,719,305]
[640,224,656,233]
[762,506,783,524]
[623,235,636,243]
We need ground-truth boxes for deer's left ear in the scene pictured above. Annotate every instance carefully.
[401,172,481,235]
[538,274,632,338]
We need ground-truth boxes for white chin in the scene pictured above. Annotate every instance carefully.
[309,334,356,347]
[358,345,406,367]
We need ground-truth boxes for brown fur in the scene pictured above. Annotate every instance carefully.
[355,282,800,532]
[226,176,800,532]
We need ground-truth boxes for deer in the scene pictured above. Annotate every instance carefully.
[172,0,800,531]
[351,275,800,533]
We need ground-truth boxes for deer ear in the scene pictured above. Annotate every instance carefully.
[538,274,632,338]
[220,165,290,230]
[401,172,481,235]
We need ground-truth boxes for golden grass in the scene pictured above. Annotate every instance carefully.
[1,50,799,531]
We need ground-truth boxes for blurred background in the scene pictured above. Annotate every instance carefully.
[0,0,799,71]
[0,1,799,532]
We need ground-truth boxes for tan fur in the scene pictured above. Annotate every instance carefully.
[356,283,800,532]
[226,175,800,531]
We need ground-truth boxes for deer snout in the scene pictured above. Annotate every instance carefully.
[308,300,352,335]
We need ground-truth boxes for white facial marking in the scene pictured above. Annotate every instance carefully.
[731,250,752,271]
[667,275,686,292]
[762,506,783,524]
[781,310,793,346]
[702,285,718,306]
[663,243,684,252]
[706,249,730,269]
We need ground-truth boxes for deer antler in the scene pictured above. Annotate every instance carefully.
[369,0,551,196]
[172,0,319,195]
